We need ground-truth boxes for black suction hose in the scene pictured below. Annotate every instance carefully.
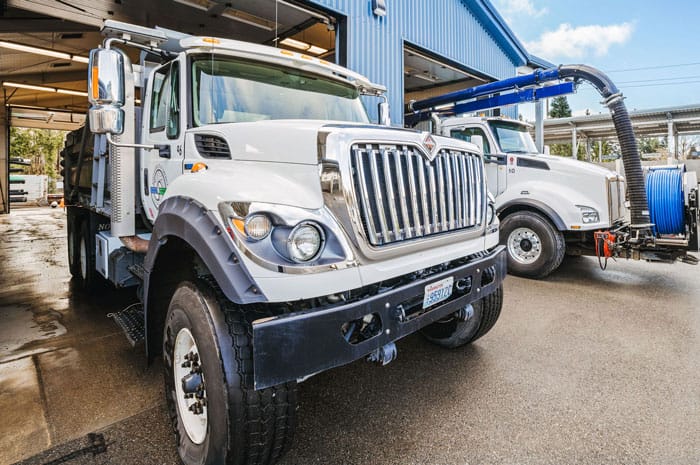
[558,65,651,236]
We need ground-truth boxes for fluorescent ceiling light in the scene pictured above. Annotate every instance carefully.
[222,10,277,31]
[173,0,207,11]
[413,73,439,83]
[280,38,310,51]
[307,45,328,55]
[3,82,56,92]
[276,0,329,22]
[3,81,87,97]
[174,0,276,30]
[0,40,88,64]
[56,88,89,97]
[280,39,328,55]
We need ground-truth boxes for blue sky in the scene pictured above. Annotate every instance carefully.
[492,0,700,119]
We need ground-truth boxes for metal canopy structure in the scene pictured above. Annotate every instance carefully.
[541,104,700,157]
[1,0,334,114]
[0,0,336,213]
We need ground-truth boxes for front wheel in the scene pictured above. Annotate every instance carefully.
[421,285,503,348]
[500,211,565,279]
[163,281,297,465]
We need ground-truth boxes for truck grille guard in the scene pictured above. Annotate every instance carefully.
[349,143,484,246]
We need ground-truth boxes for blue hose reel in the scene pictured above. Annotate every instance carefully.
[645,166,686,235]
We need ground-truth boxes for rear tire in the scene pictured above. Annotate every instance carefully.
[75,219,101,292]
[67,215,81,278]
[500,211,565,279]
[421,285,503,348]
[163,280,297,465]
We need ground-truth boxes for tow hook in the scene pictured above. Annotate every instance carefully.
[454,303,475,322]
[367,342,397,366]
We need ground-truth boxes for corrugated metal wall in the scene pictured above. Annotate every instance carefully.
[309,0,523,123]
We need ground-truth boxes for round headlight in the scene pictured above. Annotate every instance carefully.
[287,222,324,263]
[244,214,272,241]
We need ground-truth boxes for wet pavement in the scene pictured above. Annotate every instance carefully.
[1,207,699,465]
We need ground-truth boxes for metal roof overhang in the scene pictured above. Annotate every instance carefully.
[1,0,334,128]
[541,104,700,144]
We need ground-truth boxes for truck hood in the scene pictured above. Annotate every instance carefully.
[190,120,421,165]
[535,153,619,178]
[188,120,463,165]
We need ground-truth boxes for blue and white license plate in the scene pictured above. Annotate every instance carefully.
[422,277,454,309]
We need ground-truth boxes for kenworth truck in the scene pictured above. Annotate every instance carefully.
[435,115,698,278]
[438,115,625,278]
[406,66,699,279]
[61,21,505,465]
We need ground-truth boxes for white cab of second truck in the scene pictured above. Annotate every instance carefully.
[437,116,626,278]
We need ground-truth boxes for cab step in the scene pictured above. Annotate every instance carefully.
[108,304,145,346]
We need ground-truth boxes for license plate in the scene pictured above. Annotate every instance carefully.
[422,277,454,309]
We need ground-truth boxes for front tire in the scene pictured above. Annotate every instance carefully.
[163,281,297,465]
[421,285,503,348]
[500,211,565,279]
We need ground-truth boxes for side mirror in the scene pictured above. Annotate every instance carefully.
[543,145,551,155]
[87,48,125,134]
[378,101,391,126]
[471,135,484,152]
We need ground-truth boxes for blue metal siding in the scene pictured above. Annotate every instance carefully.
[309,0,524,123]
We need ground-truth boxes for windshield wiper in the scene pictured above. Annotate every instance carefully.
[503,150,529,154]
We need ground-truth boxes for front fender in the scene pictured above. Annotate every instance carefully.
[143,196,266,305]
[497,181,606,230]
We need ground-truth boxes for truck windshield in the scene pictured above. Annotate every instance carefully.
[488,121,538,154]
[191,55,370,125]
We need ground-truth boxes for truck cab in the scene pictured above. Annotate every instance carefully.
[439,116,626,278]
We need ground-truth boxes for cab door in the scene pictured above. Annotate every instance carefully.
[447,125,506,196]
[140,58,185,221]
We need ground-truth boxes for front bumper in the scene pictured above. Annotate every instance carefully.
[252,246,506,389]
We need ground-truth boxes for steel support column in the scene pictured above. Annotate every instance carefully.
[585,138,592,162]
[667,113,675,160]
[535,100,544,152]
[571,124,577,159]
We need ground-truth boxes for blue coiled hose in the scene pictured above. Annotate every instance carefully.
[645,167,685,235]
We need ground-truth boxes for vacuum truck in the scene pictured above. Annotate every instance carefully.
[61,20,505,465]
[406,67,700,278]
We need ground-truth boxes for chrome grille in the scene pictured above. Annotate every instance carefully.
[350,144,483,246]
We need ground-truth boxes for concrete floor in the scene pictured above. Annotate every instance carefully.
[1,207,698,465]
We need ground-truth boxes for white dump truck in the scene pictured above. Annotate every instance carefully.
[431,115,698,278]
[61,21,505,465]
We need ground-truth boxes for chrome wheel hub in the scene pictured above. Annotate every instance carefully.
[173,328,208,444]
[507,227,542,264]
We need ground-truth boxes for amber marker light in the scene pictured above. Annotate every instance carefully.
[191,162,208,173]
[91,66,99,100]
[232,218,246,235]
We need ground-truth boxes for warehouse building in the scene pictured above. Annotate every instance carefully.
[0,0,536,213]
